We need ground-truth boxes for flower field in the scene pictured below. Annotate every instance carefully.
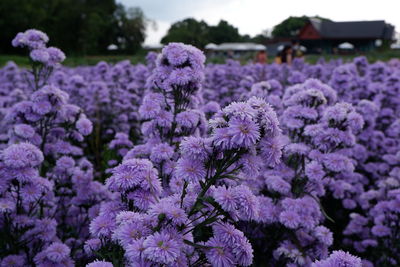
[0,29,399,267]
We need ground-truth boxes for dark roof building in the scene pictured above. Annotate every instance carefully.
[298,19,395,53]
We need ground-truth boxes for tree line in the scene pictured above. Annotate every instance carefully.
[0,0,148,54]
[0,0,326,55]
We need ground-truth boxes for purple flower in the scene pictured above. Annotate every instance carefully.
[1,255,25,267]
[228,118,260,148]
[89,215,116,238]
[175,157,206,183]
[2,143,44,168]
[150,143,174,163]
[30,49,50,64]
[314,226,333,246]
[143,231,181,264]
[180,136,210,160]
[76,116,93,136]
[371,224,391,237]
[279,210,301,229]
[107,159,160,194]
[46,46,66,66]
[312,250,361,267]
[44,243,71,262]
[12,29,49,49]
[176,110,199,128]
[305,161,325,181]
[86,260,114,267]
[259,136,285,167]
[223,102,257,120]
[204,237,236,267]
[34,242,74,267]
[265,175,291,194]
[13,124,35,139]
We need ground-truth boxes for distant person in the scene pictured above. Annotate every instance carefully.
[255,50,267,64]
[291,39,304,58]
[278,45,293,64]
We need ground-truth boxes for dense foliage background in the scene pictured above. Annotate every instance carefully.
[0,0,147,54]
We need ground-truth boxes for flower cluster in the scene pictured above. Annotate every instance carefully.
[2,29,400,266]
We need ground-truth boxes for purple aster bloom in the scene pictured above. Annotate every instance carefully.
[76,116,93,136]
[46,46,66,66]
[2,143,44,168]
[213,127,232,150]
[86,261,114,267]
[89,215,116,238]
[0,198,16,213]
[212,222,245,247]
[32,100,52,115]
[202,101,221,114]
[148,198,188,226]
[14,124,35,139]
[284,143,310,156]
[162,43,189,66]
[1,255,26,267]
[176,110,199,128]
[239,154,262,177]
[143,231,181,264]
[30,49,50,64]
[228,118,260,148]
[12,29,49,49]
[265,175,291,194]
[24,29,49,49]
[21,184,42,203]
[84,239,101,255]
[175,157,206,183]
[312,250,361,267]
[34,242,74,267]
[12,32,28,47]
[257,196,279,224]
[150,143,174,163]
[56,156,75,170]
[259,136,285,167]
[279,210,301,229]
[155,110,173,128]
[213,186,237,212]
[107,159,160,193]
[204,237,236,267]
[43,243,71,263]
[323,153,354,173]
[305,161,325,181]
[125,237,146,263]
[113,219,152,247]
[371,224,391,237]
[232,185,260,221]
[180,136,210,160]
[169,67,193,85]
[314,226,333,246]
[223,102,258,120]
[232,235,253,266]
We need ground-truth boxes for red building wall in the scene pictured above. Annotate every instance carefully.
[299,23,321,40]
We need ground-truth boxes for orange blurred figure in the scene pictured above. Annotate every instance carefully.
[255,50,267,64]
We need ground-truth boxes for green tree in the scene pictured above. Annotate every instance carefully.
[208,20,242,44]
[271,16,309,38]
[161,18,210,48]
[113,4,148,53]
[0,0,147,55]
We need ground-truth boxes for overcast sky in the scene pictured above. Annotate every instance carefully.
[118,0,400,45]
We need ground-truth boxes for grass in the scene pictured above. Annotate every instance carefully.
[305,50,400,64]
[0,53,147,67]
[1,49,400,68]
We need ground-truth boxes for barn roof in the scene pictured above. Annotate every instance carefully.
[309,18,394,40]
